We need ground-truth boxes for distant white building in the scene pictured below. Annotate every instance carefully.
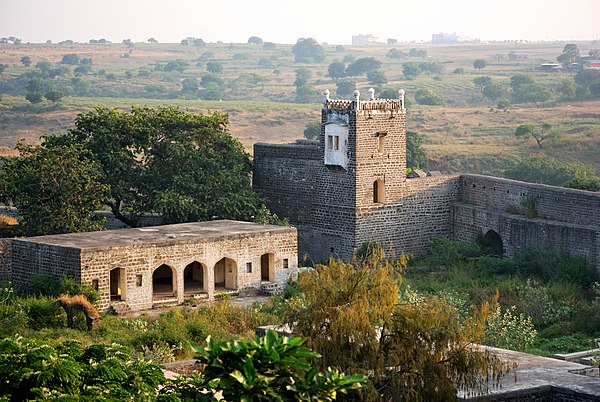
[431,32,458,43]
[352,34,379,45]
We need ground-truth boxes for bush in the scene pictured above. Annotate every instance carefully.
[517,248,598,286]
[484,305,537,350]
[414,88,444,106]
[20,296,64,330]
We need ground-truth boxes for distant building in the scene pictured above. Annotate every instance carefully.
[431,32,458,43]
[540,63,562,71]
[352,34,379,45]
[584,60,600,70]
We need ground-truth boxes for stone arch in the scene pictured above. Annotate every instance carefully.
[482,230,504,256]
[373,178,385,203]
[153,264,176,298]
[214,257,237,290]
[260,253,274,282]
[184,261,207,294]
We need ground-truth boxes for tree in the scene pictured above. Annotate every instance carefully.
[35,61,52,71]
[295,85,315,103]
[56,107,266,227]
[303,122,321,140]
[61,53,80,65]
[44,90,64,105]
[402,62,420,79]
[164,60,189,73]
[415,88,443,106]
[514,122,560,148]
[327,61,346,80]
[147,37,158,43]
[408,48,427,57]
[263,42,276,50]
[367,70,387,85]
[473,76,492,92]
[345,57,382,77]
[406,131,429,169]
[160,331,365,401]
[20,56,31,67]
[474,59,487,69]
[206,60,223,73]
[292,38,325,63]
[0,64,6,74]
[180,77,200,98]
[556,78,576,100]
[80,57,93,65]
[25,92,43,104]
[336,80,355,98]
[294,68,311,87]
[510,74,534,91]
[122,38,134,48]
[387,38,398,45]
[247,36,263,44]
[483,82,506,105]
[0,141,108,236]
[74,64,92,75]
[557,43,579,65]
[284,245,507,400]
[511,83,553,106]
[386,48,405,59]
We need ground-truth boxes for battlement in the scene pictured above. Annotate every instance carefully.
[323,88,406,112]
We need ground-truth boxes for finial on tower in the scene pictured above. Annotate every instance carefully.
[368,88,375,100]
[353,90,360,101]
[323,89,330,104]
[399,88,405,107]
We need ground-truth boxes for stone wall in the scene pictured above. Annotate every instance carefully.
[454,175,600,272]
[10,240,81,289]
[356,175,461,257]
[0,239,13,281]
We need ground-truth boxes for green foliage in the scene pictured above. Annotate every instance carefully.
[0,141,108,236]
[511,82,553,106]
[0,336,165,401]
[292,38,325,63]
[206,61,223,73]
[484,305,537,350]
[20,56,31,67]
[56,106,267,226]
[61,53,80,65]
[516,247,599,286]
[510,74,534,90]
[574,69,600,97]
[247,36,263,45]
[406,130,429,169]
[520,196,538,218]
[483,82,506,104]
[161,330,365,401]
[294,68,311,87]
[327,61,346,80]
[303,121,321,140]
[402,62,420,79]
[367,69,387,85]
[345,57,381,77]
[335,80,355,97]
[414,88,444,106]
[473,59,487,69]
[473,76,492,91]
[557,43,579,65]
[44,89,64,105]
[504,154,599,190]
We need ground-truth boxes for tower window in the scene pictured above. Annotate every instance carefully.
[373,179,385,203]
[327,135,333,150]
[376,131,387,153]
[334,136,340,150]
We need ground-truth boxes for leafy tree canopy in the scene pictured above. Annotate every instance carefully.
[557,43,579,65]
[247,36,263,44]
[345,57,382,77]
[474,59,487,69]
[61,53,80,65]
[303,122,321,140]
[514,122,560,148]
[20,55,31,66]
[0,141,108,235]
[414,88,444,106]
[292,38,325,63]
[284,244,507,400]
[406,131,429,170]
[327,61,346,80]
[48,106,267,227]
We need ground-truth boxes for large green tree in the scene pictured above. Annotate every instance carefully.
[514,122,560,148]
[0,141,108,236]
[52,106,266,227]
[345,57,382,77]
[406,131,429,170]
[557,43,579,65]
[292,38,325,63]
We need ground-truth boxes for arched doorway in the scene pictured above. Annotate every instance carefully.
[153,264,176,299]
[184,261,206,294]
[109,267,126,301]
[482,230,504,256]
[373,179,385,203]
[261,253,274,282]
[214,257,237,290]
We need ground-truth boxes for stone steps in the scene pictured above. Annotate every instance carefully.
[153,298,178,308]
[259,282,283,296]
[110,301,131,315]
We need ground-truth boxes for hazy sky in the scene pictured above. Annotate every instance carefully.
[2,0,598,44]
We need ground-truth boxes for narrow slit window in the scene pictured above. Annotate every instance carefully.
[283,259,289,269]
[246,262,252,273]
[334,136,340,150]
[327,135,333,150]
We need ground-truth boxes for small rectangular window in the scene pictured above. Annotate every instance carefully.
[378,136,385,153]
[92,279,99,290]
[246,262,252,273]
[136,275,143,287]
[283,259,289,269]
[334,136,340,150]
[327,135,333,150]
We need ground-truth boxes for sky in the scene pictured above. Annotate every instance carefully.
[1,0,599,44]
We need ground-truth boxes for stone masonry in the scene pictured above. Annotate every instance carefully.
[2,220,298,311]
[254,90,600,273]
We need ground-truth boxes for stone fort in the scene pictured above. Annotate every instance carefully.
[254,89,600,271]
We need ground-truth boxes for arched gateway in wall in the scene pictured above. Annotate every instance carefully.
[482,230,504,256]
[153,264,176,299]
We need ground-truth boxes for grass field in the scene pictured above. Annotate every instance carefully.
[0,40,598,172]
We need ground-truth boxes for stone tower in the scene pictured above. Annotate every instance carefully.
[309,89,407,259]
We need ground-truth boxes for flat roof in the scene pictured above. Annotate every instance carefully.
[15,220,295,251]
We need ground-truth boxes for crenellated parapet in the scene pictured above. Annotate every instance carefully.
[323,88,406,112]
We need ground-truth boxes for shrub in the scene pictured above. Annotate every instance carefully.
[484,305,537,350]
[20,296,64,330]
